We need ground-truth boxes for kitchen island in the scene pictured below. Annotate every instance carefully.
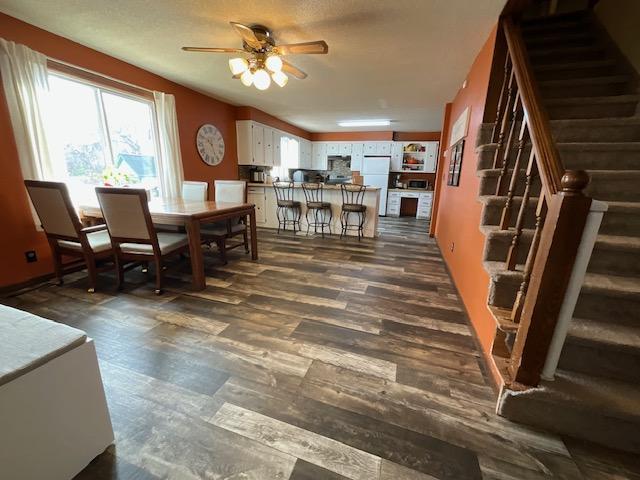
[247,183,380,238]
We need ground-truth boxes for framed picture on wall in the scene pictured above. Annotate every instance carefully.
[447,140,464,187]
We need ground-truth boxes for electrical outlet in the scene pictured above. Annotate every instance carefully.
[25,250,37,263]
[450,242,455,252]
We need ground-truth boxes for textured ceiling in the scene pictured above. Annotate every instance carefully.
[0,0,505,132]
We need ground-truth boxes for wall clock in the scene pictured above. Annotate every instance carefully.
[196,124,225,166]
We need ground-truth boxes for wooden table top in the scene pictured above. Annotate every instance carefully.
[79,199,254,224]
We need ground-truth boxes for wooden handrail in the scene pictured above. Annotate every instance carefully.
[502,17,564,196]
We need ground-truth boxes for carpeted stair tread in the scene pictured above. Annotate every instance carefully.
[528,44,605,58]
[545,93,640,106]
[478,195,539,206]
[525,31,595,47]
[568,318,640,351]
[595,233,640,252]
[533,58,616,73]
[551,117,640,128]
[582,272,640,298]
[539,74,632,88]
[515,370,640,420]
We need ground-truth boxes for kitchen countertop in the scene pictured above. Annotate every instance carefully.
[388,188,434,193]
[247,182,381,191]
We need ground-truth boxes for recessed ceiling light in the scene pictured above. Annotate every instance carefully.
[338,119,391,127]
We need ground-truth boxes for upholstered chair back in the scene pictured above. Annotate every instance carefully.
[182,181,208,202]
[214,180,246,203]
[95,187,152,241]
[24,180,80,239]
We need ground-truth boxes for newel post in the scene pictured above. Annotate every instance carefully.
[508,171,592,386]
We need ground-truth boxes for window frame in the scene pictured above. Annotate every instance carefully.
[45,67,164,197]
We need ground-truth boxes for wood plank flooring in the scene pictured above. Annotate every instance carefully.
[3,217,640,479]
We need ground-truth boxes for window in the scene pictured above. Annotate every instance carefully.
[44,73,161,203]
[271,135,299,180]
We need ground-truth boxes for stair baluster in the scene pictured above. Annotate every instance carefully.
[496,93,524,196]
[500,123,530,230]
[511,193,546,322]
[493,70,517,169]
[491,55,512,143]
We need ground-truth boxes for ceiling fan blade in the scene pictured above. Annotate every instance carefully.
[230,22,263,50]
[182,47,245,53]
[282,60,308,79]
[274,40,328,55]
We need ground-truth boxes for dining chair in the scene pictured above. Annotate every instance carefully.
[182,181,208,201]
[201,180,248,264]
[24,180,114,293]
[95,187,190,294]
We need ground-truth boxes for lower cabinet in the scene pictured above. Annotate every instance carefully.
[386,191,433,219]
[247,187,267,224]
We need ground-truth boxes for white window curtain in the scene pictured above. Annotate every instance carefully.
[0,38,57,225]
[153,91,184,199]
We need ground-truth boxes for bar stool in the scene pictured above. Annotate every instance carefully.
[272,178,302,234]
[340,184,367,241]
[302,182,332,237]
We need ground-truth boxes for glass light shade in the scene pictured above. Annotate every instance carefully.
[265,55,283,72]
[240,70,254,86]
[228,57,249,75]
[253,68,271,90]
[272,70,288,87]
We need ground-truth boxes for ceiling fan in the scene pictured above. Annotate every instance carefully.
[182,22,328,90]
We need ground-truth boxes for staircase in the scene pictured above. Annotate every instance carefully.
[476,11,640,452]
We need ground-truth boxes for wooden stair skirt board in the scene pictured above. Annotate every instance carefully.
[477,7,640,451]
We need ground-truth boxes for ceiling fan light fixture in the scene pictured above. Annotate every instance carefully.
[272,71,288,87]
[265,55,283,72]
[228,57,249,75]
[338,119,391,127]
[240,69,254,86]
[253,68,271,90]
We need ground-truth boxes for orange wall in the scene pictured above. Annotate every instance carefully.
[434,26,500,381]
[0,13,243,288]
[236,106,312,140]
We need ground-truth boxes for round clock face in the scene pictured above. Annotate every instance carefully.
[196,124,225,166]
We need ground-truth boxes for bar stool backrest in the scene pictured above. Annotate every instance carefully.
[272,178,296,204]
[302,182,324,205]
[341,184,366,207]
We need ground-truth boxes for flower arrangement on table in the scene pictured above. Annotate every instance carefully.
[101,165,137,187]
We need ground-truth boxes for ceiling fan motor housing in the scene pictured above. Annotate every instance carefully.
[244,24,275,51]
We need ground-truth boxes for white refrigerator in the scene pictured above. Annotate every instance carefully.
[362,156,390,216]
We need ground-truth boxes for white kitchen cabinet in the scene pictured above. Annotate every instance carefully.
[326,142,340,156]
[363,142,377,155]
[425,142,439,173]
[272,130,282,167]
[390,142,403,172]
[312,142,327,170]
[252,124,264,165]
[417,192,433,219]
[377,142,391,155]
[247,187,267,224]
[263,127,274,166]
[350,143,364,172]
[339,142,352,155]
[299,138,312,169]
[386,192,401,217]
[236,120,253,165]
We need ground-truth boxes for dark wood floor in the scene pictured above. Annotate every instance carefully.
[4,217,640,479]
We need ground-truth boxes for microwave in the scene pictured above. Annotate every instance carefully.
[407,180,427,189]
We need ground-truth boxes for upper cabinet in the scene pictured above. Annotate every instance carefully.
[236,120,288,166]
[392,141,439,173]
[312,142,327,170]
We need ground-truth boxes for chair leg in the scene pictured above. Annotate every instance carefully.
[154,257,163,295]
[52,247,64,286]
[217,239,228,265]
[306,209,311,236]
[115,255,124,290]
[84,253,98,293]
[243,230,250,253]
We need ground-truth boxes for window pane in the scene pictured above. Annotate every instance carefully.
[46,75,108,199]
[102,92,160,197]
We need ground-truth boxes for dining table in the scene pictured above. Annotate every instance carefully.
[79,198,258,291]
